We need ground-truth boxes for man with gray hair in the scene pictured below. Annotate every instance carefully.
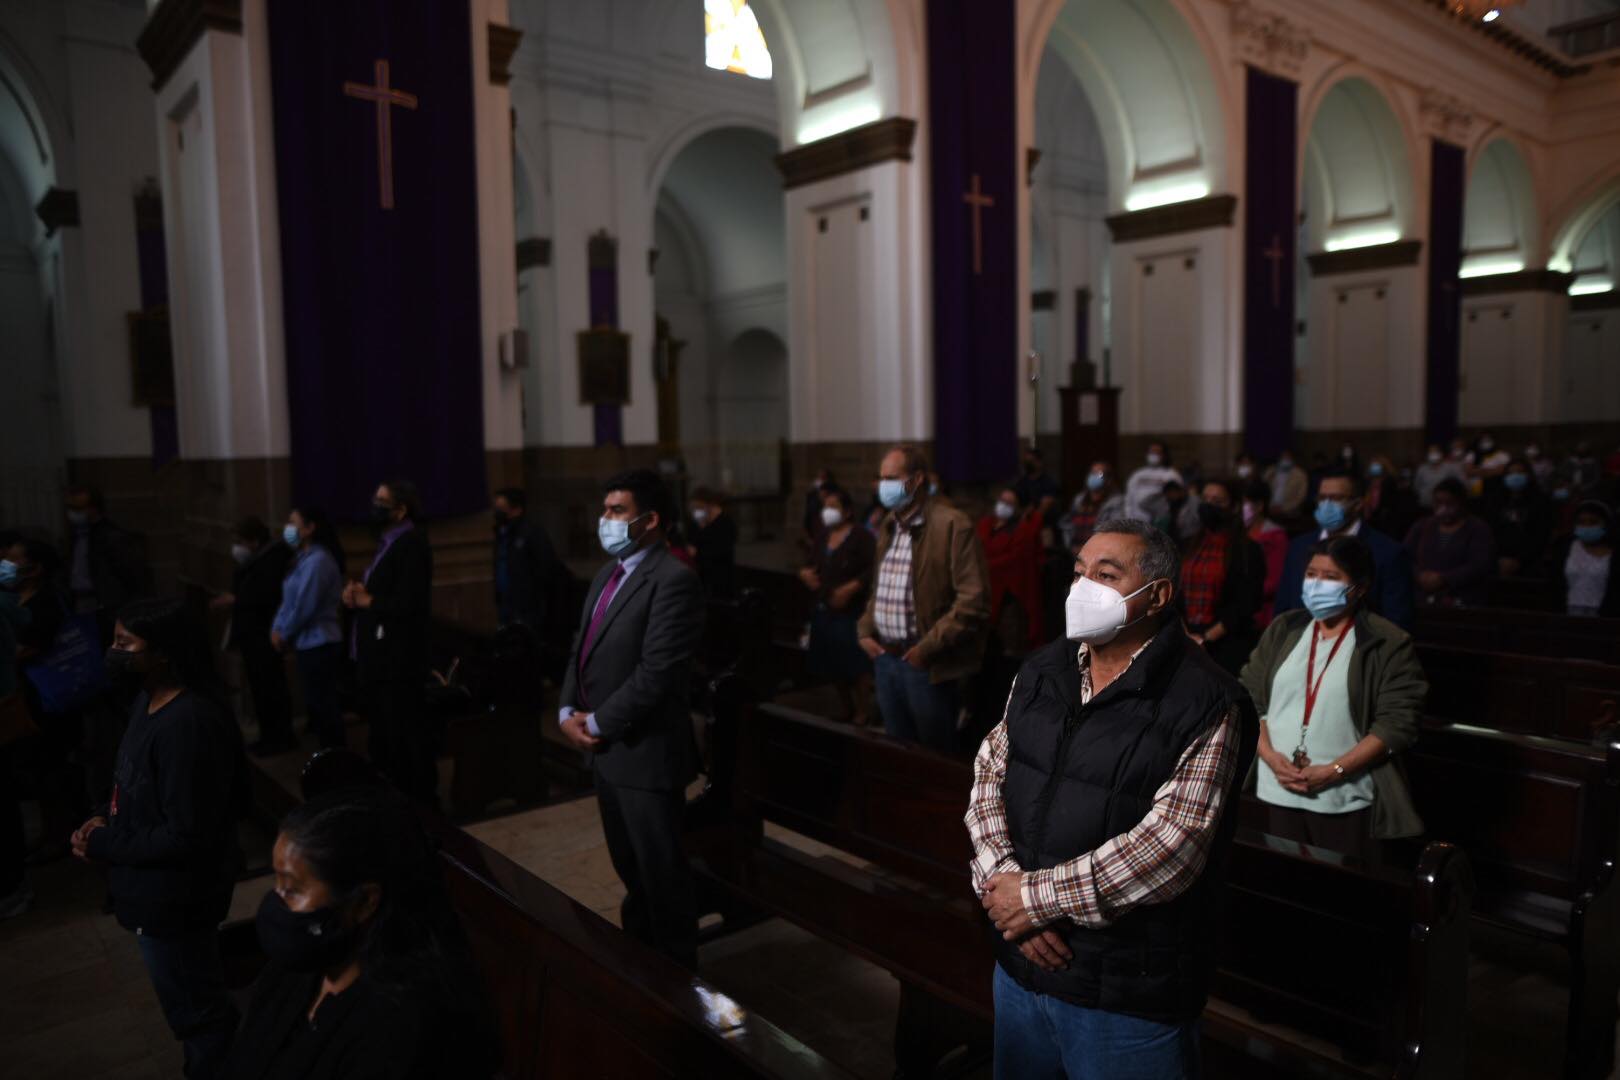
[965,519,1257,1077]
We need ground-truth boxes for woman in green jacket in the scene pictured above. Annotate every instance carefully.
[1240,535,1426,861]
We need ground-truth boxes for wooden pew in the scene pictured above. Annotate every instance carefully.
[1413,605,1620,666]
[692,691,1472,1078]
[1419,642,1620,744]
[1405,723,1620,1078]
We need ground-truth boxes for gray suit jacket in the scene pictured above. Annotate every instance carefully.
[559,542,705,791]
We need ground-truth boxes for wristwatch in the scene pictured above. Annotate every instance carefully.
[1331,762,1346,779]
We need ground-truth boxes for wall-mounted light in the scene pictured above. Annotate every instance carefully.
[1323,228,1401,252]
[1459,259,1524,279]
[1481,9,1501,22]
[1123,181,1210,213]
[1569,277,1615,296]
[796,104,881,147]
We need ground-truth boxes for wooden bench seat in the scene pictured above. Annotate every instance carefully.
[1405,722,1620,1078]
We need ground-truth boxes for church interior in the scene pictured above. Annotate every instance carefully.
[3,0,1620,1076]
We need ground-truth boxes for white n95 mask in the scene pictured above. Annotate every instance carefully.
[1064,576,1158,645]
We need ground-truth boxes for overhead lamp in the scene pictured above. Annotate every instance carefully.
[1123,181,1210,213]
[1323,229,1402,252]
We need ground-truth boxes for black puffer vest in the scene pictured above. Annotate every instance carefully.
[996,629,1257,1022]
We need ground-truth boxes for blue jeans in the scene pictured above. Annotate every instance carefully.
[874,653,959,752]
[993,963,1200,1079]
[136,927,238,1079]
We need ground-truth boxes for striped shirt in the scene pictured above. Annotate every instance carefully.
[964,638,1240,929]
[872,520,919,645]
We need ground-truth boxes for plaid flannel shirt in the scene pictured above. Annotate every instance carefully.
[872,516,919,644]
[965,637,1240,928]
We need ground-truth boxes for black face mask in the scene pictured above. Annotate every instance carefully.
[255,889,359,973]
[492,510,510,529]
[1197,503,1227,531]
[369,504,396,531]
[104,647,151,684]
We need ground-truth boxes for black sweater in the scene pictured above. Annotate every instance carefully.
[226,963,499,1080]
[87,689,245,936]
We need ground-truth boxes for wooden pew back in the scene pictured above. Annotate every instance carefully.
[1414,606,1620,665]
[1419,643,1620,743]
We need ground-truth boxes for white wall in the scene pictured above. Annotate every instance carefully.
[1562,308,1620,422]
[1298,267,1425,431]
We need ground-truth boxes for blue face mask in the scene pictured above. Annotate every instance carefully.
[1302,578,1352,621]
[1367,462,1385,478]
[1553,488,1571,502]
[598,514,646,558]
[1086,473,1106,492]
[1314,499,1348,532]
[283,523,301,548]
[1575,525,1607,545]
[0,560,17,588]
[878,479,912,511]
[1504,473,1529,492]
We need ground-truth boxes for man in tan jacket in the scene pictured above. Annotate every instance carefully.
[858,445,990,752]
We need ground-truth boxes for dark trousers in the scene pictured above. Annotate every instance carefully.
[136,926,238,1079]
[0,746,23,896]
[239,633,292,747]
[875,653,961,754]
[296,643,345,749]
[1264,804,1381,863]
[595,769,698,968]
[365,680,437,805]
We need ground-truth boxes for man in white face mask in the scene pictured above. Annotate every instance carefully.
[558,469,705,967]
[966,520,1256,1077]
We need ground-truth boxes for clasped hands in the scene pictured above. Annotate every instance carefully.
[1263,750,1341,796]
[559,709,602,752]
[70,816,106,861]
[341,581,373,610]
[983,870,1072,973]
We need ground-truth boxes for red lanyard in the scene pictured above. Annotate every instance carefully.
[1300,626,1349,739]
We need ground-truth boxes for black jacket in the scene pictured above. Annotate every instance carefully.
[559,542,705,791]
[493,515,562,629]
[63,518,152,613]
[230,543,291,649]
[87,689,246,936]
[226,963,499,1080]
[692,513,739,598]
[995,631,1257,1022]
[355,526,432,686]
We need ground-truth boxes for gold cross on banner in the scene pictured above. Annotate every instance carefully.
[343,59,418,210]
[962,173,995,276]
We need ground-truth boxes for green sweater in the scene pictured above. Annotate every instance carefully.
[1239,607,1427,839]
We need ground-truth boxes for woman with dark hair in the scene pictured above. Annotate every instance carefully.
[1240,536,1426,862]
[688,485,738,598]
[273,507,347,750]
[215,517,293,755]
[1552,500,1618,617]
[72,596,246,1078]
[1179,478,1266,676]
[801,485,875,724]
[1488,457,1553,578]
[227,786,499,1079]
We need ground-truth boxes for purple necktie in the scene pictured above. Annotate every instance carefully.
[579,562,627,668]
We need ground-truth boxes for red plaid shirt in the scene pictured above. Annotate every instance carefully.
[1180,530,1230,628]
[965,637,1240,928]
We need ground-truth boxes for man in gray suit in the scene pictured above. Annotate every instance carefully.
[558,469,705,967]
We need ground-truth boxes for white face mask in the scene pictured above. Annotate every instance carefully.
[691,508,709,526]
[230,543,253,565]
[1236,464,1253,479]
[994,501,1016,521]
[1146,453,1164,468]
[1064,576,1159,645]
[820,506,844,529]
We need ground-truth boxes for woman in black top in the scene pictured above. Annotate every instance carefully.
[228,787,499,1080]
[689,486,739,598]
[72,596,246,1079]
[800,486,876,724]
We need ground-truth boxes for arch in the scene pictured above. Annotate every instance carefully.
[1299,72,1417,252]
[653,125,783,297]
[750,0,910,147]
[0,26,66,200]
[1029,0,1231,213]
[646,110,779,202]
[1462,135,1539,276]
[1549,166,1620,274]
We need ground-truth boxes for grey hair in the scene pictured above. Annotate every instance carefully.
[1092,519,1181,586]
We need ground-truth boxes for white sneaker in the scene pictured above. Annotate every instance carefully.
[0,883,34,920]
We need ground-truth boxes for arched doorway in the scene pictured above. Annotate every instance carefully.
[651,124,787,494]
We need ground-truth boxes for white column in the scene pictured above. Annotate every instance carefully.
[471,0,523,457]
[150,0,287,461]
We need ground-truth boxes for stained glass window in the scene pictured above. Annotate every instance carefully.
[705,0,772,79]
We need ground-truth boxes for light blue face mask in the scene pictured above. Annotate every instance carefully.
[1575,525,1607,545]
[1314,499,1347,532]
[1086,473,1106,492]
[283,523,301,548]
[1503,473,1529,492]
[599,513,647,558]
[878,478,912,511]
[1367,462,1385,478]
[0,560,17,588]
[1302,577,1352,621]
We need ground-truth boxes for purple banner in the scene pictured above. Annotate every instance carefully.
[1242,67,1298,460]
[267,0,485,522]
[927,0,1018,484]
[1426,141,1465,444]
